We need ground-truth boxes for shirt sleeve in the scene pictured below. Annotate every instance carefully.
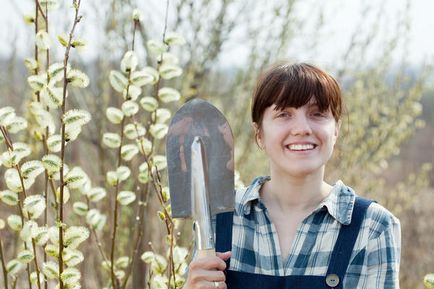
[365,217,401,289]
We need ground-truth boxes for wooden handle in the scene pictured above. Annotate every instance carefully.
[197,248,216,258]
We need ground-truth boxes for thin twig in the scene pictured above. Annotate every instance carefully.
[84,197,110,263]
[109,80,131,289]
[153,169,176,286]
[147,0,170,154]
[45,3,49,73]
[0,237,8,289]
[31,240,43,289]
[32,2,51,283]
[0,126,13,150]
[131,11,179,289]
[33,2,51,288]
[109,12,141,288]
[120,184,149,289]
[109,71,134,288]
[118,17,148,287]
[35,0,47,21]
[34,0,39,85]
[58,1,82,288]
[42,161,49,289]
[1,126,35,289]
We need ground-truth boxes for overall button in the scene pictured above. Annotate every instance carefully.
[326,273,340,287]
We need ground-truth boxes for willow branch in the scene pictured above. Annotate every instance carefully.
[0,238,8,289]
[120,184,148,289]
[58,1,82,288]
[35,0,47,21]
[1,126,35,289]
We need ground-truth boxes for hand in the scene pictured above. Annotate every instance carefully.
[183,251,232,289]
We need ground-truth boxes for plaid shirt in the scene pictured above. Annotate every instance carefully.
[227,176,401,289]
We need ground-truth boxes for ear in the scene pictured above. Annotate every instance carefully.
[334,119,341,140]
[252,122,263,148]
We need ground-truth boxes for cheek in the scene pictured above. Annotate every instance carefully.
[320,125,339,146]
[261,125,285,143]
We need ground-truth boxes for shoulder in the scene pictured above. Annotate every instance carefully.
[359,200,401,278]
[344,185,401,271]
[338,182,400,238]
[346,180,401,240]
[337,181,400,241]
[234,176,269,214]
[363,201,401,240]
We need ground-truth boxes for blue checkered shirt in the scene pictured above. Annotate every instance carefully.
[226,176,401,289]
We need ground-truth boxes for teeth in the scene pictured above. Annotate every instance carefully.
[288,144,315,151]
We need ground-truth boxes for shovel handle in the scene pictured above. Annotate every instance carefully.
[197,248,216,258]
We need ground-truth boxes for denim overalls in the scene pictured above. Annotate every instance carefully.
[215,197,372,289]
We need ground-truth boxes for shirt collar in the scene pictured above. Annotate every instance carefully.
[237,176,269,216]
[237,177,356,225]
[313,180,356,225]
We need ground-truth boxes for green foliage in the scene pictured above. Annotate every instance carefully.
[425,274,434,289]
[0,0,190,288]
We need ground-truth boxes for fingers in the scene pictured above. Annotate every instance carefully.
[191,255,227,271]
[186,280,227,289]
[185,266,226,289]
[213,281,227,289]
[216,251,231,261]
[190,268,226,282]
[184,251,231,289]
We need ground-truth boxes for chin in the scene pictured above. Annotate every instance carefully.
[282,164,324,178]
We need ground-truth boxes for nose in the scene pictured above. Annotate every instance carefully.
[290,112,312,136]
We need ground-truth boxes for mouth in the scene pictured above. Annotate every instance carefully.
[285,143,317,151]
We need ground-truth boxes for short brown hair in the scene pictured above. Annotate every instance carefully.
[251,62,343,126]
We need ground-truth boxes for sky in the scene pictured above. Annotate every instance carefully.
[0,0,433,67]
[403,0,434,63]
[324,0,434,65]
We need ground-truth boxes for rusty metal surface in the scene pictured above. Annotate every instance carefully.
[166,98,234,218]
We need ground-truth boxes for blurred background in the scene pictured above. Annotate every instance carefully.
[1,0,433,288]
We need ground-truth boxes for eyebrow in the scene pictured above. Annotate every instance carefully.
[308,101,328,111]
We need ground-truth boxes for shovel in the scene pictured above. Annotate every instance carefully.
[166,98,234,258]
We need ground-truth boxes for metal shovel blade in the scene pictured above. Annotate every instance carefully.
[166,98,234,218]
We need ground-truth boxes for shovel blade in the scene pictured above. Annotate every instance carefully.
[166,99,234,218]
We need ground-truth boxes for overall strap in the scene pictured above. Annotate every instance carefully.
[326,197,373,286]
[216,211,234,253]
[216,211,234,270]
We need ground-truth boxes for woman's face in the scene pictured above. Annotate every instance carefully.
[256,100,340,178]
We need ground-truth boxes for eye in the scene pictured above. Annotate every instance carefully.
[310,109,328,118]
[277,111,290,118]
[313,112,325,117]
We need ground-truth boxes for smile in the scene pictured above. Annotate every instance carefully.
[286,144,317,151]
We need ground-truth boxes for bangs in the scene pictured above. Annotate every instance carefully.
[252,63,342,124]
[273,69,330,112]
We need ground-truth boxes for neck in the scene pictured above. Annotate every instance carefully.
[261,167,332,212]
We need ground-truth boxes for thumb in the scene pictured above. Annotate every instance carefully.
[216,251,232,261]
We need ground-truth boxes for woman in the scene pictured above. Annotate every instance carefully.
[184,63,401,289]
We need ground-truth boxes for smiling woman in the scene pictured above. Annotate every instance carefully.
[252,63,342,180]
[183,62,401,289]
